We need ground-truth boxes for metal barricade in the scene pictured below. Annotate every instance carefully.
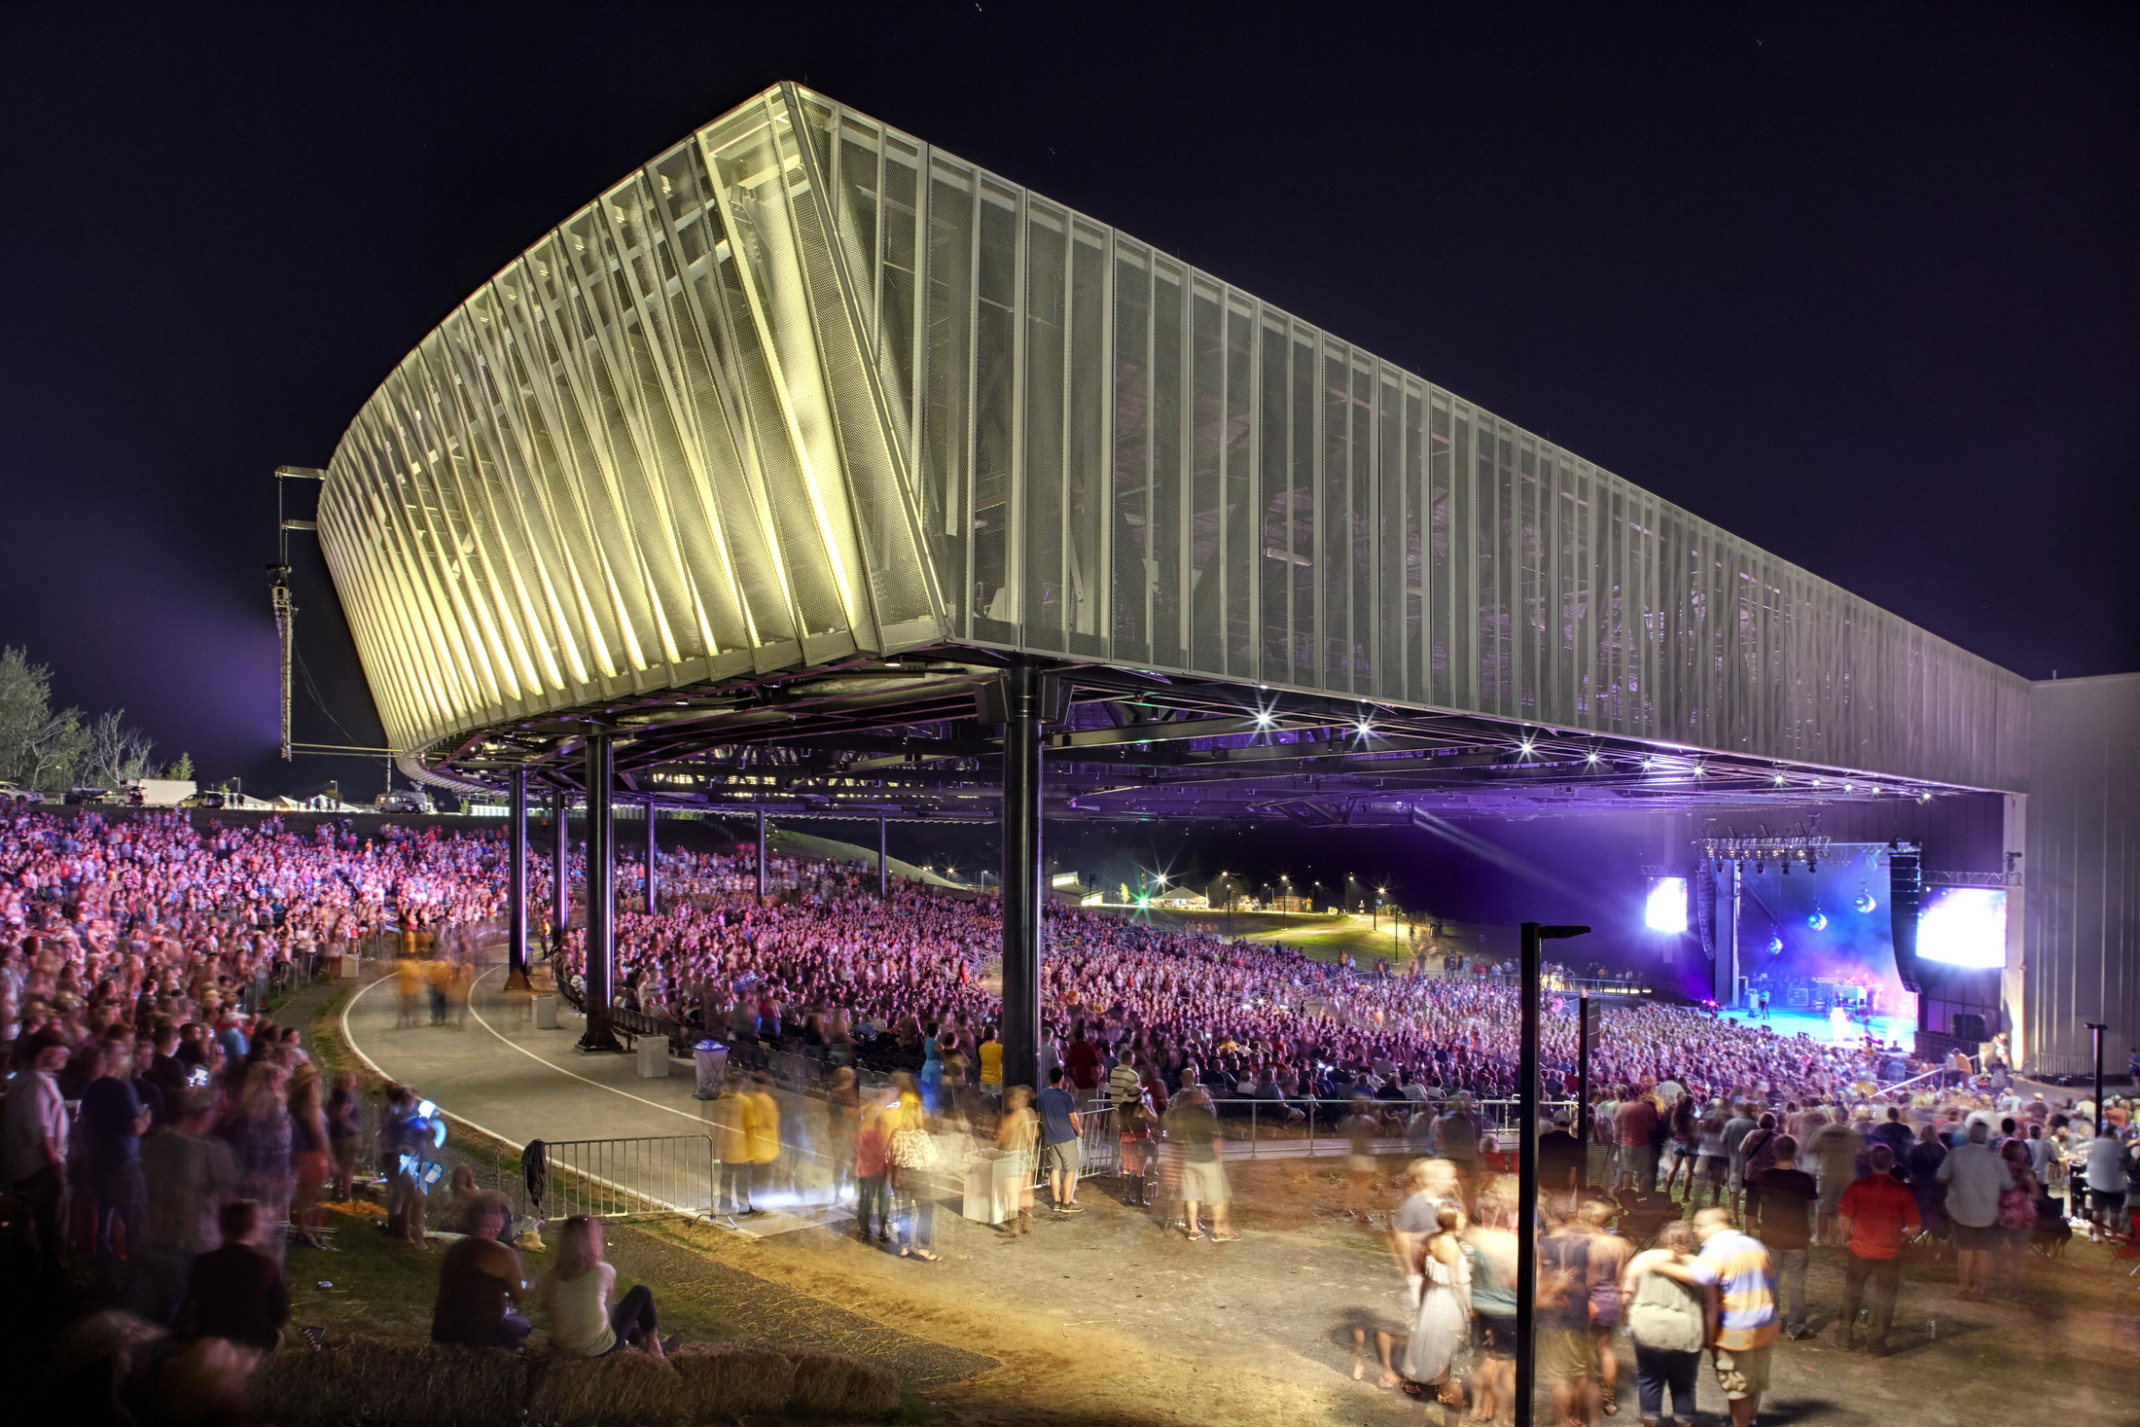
[1212,1096,1580,1160]
[495,1135,716,1222]
[1025,1100,1119,1189]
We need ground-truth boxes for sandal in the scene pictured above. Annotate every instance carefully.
[1185,1228,1206,1240]
[1211,1231,1240,1242]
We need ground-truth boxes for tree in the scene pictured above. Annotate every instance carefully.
[166,751,194,780]
[84,709,158,788]
[0,647,90,793]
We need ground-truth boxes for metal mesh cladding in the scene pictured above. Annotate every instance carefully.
[322,82,2026,792]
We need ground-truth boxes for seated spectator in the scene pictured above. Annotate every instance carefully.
[536,1215,668,1357]
[430,1190,530,1349]
[174,1198,290,1354]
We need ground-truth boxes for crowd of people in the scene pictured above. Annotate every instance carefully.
[2,802,2136,1425]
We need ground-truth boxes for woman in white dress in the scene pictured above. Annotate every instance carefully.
[1401,1203,1473,1412]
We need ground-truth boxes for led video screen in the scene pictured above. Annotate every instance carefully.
[1645,877,1689,933]
[1916,887,2007,969]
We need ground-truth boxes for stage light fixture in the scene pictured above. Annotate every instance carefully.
[1356,719,1374,737]
[1586,749,1601,764]
[1772,774,1786,787]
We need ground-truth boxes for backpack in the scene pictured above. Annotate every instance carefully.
[1740,1129,1778,1186]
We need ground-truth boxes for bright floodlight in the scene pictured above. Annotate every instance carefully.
[1645,877,1688,933]
[1918,887,2007,968]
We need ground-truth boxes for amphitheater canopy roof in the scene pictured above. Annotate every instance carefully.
[320,83,2027,819]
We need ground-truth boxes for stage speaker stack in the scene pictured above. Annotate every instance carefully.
[1888,848,1923,993]
[1693,865,1716,962]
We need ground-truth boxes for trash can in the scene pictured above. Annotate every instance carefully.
[693,1040,728,1100]
[532,994,558,1030]
[635,1037,670,1079]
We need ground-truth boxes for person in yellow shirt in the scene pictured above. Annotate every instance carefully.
[744,1072,782,1211]
[978,1024,1003,1102]
[711,1075,753,1215]
[395,955,422,1027]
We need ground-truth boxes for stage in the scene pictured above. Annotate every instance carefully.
[1716,1003,1913,1049]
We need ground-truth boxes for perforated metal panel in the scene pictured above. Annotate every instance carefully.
[322,82,2027,792]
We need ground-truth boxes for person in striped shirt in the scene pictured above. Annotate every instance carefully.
[1107,1046,1143,1110]
[1652,1206,1778,1427]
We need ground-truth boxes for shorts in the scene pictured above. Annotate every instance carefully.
[1474,1312,1515,1360]
[2091,1190,2126,1216]
[1042,1140,1079,1176]
[1178,1158,1229,1204]
[1711,1343,1771,1400]
[1951,1220,2002,1251]
[1540,1328,1591,1383]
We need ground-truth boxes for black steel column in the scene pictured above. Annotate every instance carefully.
[1000,665,1046,1094]
[877,816,888,899]
[1576,991,1591,1175]
[2088,1022,2107,1129]
[1516,922,1588,1427]
[755,808,767,903]
[549,786,568,959]
[644,800,658,916]
[504,766,532,991]
[578,734,623,1053]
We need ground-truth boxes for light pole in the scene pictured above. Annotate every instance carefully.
[1516,921,1589,1427]
[2087,1022,2108,1131]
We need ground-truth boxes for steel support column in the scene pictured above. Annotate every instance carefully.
[550,786,568,959]
[1000,666,1047,1094]
[1576,992,1591,1175]
[578,734,623,1053]
[504,766,532,991]
[2089,1022,2107,1129]
[877,816,888,899]
[644,800,658,916]
[1516,921,1586,1427]
[756,807,767,903]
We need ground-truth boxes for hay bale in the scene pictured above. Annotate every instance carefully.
[251,1338,526,1426]
[779,1346,900,1418]
[667,1342,797,1418]
[526,1349,690,1426]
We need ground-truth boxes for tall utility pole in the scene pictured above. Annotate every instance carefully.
[270,465,325,763]
[1516,921,1589,1427]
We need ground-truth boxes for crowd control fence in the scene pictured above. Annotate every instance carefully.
[487,1135,718,1223]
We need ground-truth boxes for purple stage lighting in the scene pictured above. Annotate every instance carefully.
[1646,877,1689,933]
[1918,887,2007,968]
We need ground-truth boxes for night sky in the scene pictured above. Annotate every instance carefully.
[3,3,2135,797]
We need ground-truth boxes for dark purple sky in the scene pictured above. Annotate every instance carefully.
[2,3,2135,795]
